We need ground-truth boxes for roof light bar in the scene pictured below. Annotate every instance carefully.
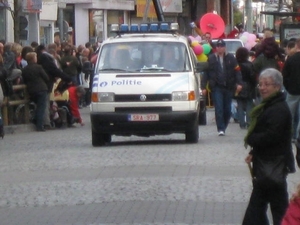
[160,23,169,31]
[120,24,129,32]
[130,24,139,32]
[111,22,179,34]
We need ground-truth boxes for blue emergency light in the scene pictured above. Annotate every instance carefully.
[111,22,178,34]
[120,24,129,32]
[130,24,139,32]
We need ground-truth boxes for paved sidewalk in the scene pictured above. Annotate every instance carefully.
[0,107,299,225]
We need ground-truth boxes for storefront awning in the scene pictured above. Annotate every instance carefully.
[260,11,300,17]
[82,0,135,11]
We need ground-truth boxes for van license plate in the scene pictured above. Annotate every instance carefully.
[128,114,159,121]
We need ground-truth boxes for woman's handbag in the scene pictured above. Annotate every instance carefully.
[253,155,287,188]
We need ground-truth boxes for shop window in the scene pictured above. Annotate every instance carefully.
[107,10,124,37]
[89,10,104,44]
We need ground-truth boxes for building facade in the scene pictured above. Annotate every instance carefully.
[0,0,233,46]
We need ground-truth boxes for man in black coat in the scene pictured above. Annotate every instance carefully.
[36,44,72,129]
[282,38,300,141]
[204,39,243,136]
[22,52,49,131]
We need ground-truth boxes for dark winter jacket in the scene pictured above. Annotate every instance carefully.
[235,61,256,99]
[37,52,72,93]
[60,55,81,78]
[255,37,282,59]
[207,52,242,91]
[3,50,16,72]
[282,52,300,95]
[253,54,280,76]
[247,92,295,173]
[22,63,49,95]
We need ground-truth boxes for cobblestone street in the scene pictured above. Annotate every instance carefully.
[0,107,299,225]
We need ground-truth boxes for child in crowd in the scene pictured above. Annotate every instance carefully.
[67,85,85,126]
[281,183,300,225]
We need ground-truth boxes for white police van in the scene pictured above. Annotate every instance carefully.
[90,22,206,146]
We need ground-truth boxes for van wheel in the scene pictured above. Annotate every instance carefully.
[185,122,199,143]
[92,131,105,147]
[104,134,112,143]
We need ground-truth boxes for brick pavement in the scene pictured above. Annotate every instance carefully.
[0,107,299,225]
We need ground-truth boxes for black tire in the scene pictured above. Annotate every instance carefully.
[92,130,106,147]
[185,120,199,143]
[104,134,112,143]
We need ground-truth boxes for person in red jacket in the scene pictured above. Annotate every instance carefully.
[281,184,300,225]
[67,85,86,126]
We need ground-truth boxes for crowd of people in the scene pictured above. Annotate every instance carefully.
[0,40,99,132]
[195,25,300,224]
[1,23,300,224]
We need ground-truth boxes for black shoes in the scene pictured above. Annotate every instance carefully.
[37,128,46,132]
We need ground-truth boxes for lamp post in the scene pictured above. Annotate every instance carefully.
[13,0,21,43]
[58,0,66,43]
[245,0,253,32]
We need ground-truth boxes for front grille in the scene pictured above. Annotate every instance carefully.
[115,94,172,102]
[115,107,172,113]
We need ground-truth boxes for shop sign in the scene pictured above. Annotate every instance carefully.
[40,1,58,21]
[22,0,43,13]
[284,28,300,40]
[137,0,182,18]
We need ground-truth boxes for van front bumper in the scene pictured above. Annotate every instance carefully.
[90,111,198,136]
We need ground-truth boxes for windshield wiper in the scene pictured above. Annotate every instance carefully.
[98,68,134,72]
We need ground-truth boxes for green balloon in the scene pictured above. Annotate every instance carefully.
[202,44,211,55]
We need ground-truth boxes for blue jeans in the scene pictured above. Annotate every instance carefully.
[237,98,254,128]
[31,91,48,130]
[286,92,300,139]
[211,86,233,132]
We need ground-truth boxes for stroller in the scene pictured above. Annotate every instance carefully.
[50,100,76,128]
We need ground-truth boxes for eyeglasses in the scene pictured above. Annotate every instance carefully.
[257,83,276,88]
[205,36,211,39]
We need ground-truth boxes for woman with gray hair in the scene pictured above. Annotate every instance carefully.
[242,68,296,225]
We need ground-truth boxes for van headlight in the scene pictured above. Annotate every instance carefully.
[172,91,195,101]
[92,92,115,102]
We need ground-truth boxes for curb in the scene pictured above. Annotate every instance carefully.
[4,124,35,135]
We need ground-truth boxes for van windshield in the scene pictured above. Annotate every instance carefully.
[95,42,192,73]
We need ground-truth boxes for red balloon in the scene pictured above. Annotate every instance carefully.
[193,44,203,55]
[199,13,225,39]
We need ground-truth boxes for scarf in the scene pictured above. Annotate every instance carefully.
[244,91,280,149]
